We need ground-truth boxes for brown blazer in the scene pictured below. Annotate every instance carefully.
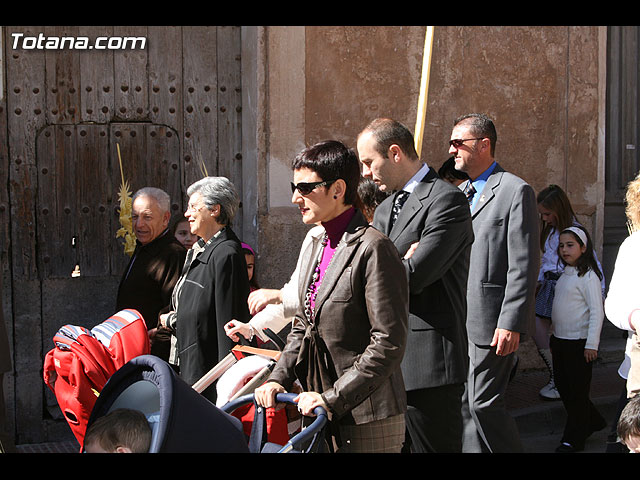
[268,210,408,425]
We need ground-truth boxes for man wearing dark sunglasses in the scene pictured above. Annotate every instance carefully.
[450,113,539,453]
[357,118,473,453]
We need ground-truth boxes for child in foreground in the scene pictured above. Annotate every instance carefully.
[617,394,640,452]
[84,408,151,453]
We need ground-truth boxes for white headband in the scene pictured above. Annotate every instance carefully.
[563,226,588,246]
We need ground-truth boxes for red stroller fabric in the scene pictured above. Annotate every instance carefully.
[43,309,150,446]
[233,403,290,446]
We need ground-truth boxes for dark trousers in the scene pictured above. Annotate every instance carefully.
[462,343,522,453]
[403,383,464,453]
[550,335,606,449]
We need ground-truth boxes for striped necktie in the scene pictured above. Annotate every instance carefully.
[391,190,410,228]
[463,182,476,206]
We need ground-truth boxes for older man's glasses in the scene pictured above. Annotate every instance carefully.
[290,179,336,196]
[449,137,484,148]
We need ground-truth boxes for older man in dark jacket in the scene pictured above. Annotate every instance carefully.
[116,187,186,361]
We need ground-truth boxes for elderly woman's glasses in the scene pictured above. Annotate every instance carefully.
[186,202,206,213]
[290,179,336,196]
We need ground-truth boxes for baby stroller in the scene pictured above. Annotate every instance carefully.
[222,393,328,453]
[85,354,250,453]
[193,328,300,446]
[198,328,327,453]
[86,354,327,453]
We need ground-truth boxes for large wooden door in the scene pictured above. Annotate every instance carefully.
[604,26,640,289]
[2,26,242,443]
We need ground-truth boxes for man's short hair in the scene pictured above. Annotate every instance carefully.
[133,187,171,213]
[84,408,152,453]
[360,118,419,161]
[453,113,497,157]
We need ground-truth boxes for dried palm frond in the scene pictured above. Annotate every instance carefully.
[116,143,136,257]
[197,149,209,178]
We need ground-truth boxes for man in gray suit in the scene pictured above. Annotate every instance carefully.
[450,113,539,453]
[357,118,474,453]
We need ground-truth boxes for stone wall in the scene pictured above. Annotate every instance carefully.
[252,26,604,293]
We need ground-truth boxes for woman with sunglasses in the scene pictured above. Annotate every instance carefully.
[254,140,409,453]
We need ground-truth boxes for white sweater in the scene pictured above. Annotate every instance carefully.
[551,266,604,351]
[249,225,324,341]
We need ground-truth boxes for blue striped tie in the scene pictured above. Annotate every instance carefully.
[463,182,476,206]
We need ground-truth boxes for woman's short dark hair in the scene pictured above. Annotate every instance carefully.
[292,140,361,206]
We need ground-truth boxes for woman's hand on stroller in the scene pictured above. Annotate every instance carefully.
[254,381,287,410]
[224,320,252,342]
[294,392,327,417]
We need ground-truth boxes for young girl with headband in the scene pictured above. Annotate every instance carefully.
[534,185,605,400]
[550,225,606,453]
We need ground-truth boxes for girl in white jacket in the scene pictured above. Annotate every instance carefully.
[551,225,606,453]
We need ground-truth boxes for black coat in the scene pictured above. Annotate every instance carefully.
[116,230,186,331]
[175,227,250,402]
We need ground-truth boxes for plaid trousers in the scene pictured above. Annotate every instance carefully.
[333,414,405,453]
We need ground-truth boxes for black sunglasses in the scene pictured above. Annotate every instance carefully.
[449,137,485,148]
[290,179,336,196]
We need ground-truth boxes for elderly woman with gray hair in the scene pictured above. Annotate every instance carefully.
[160,176,250,402]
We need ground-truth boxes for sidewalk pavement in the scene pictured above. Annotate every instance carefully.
[13,335,630,454]
[507,358,626,454]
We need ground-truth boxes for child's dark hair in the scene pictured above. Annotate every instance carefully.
[84,408,151,453]
[558,225,603,281]
[618,395,640,445]
[537,184,576,251]
[438,156,469,183]
[357,176,389,223]
[241,243,259,290]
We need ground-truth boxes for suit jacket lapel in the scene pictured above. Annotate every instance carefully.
[471,164,504,218]
[389,168,437,241]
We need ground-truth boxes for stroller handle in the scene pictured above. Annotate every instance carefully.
[222,392,328,453]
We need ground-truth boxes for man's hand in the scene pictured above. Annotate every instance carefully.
[404,242,419,260]
[490,328,520,356]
